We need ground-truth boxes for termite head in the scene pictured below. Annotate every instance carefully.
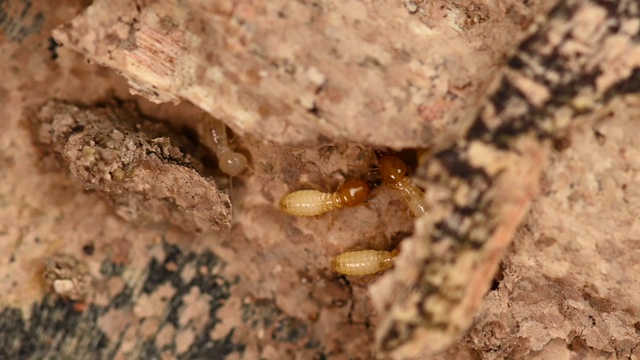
[218,152,248,177]
[379,156,407,185]
[336,179,369,207]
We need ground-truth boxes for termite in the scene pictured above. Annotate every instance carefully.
[201,117,248,177]
[279,179,369,216]
[379,155,427,217]
[331,248,399,276]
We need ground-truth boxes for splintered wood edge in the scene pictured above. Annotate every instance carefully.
[371,0,640,357]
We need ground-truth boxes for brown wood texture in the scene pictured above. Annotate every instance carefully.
[1,0,639,359]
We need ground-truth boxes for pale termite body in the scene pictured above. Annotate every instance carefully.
[201,117,248,177]
[279,179,369,216]
[331,249,399,276]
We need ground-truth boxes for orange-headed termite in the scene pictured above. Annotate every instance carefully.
[279,179,369,216]
[201,117,248,177]
[331,249,399,276]
[379,155,427,217]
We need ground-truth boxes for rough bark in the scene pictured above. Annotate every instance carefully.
[51,0,539,148]
[32,101,232,233]
[371,0,640,357]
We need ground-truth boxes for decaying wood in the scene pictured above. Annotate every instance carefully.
[51,0,535,148]
[2,0,640,359]
[371,0,640,357]
[33,101,232,233]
